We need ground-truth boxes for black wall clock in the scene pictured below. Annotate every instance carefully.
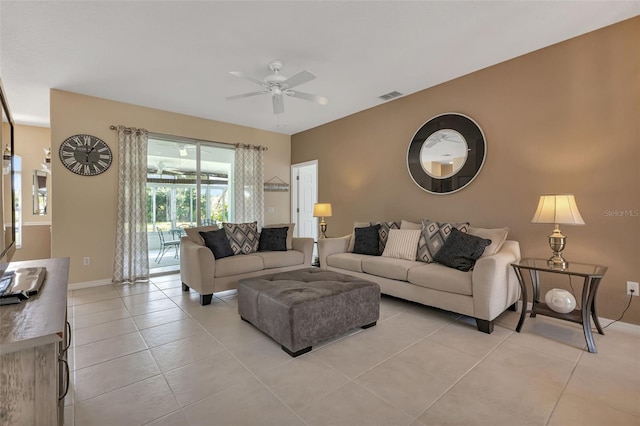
[59,134,113,176]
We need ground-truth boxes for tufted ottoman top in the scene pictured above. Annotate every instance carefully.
[238,268,380,356]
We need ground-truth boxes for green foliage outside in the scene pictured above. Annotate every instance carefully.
[146,185,229,231]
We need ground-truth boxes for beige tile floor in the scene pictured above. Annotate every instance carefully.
[64,274,640,426]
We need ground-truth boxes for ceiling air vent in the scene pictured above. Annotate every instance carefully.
[378,91,403,101]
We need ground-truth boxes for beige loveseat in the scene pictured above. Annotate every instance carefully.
[318,223,521,333]
[180,225,314,305]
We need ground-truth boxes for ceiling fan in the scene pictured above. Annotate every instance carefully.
[424,130,465,148]
[226,61,328,114]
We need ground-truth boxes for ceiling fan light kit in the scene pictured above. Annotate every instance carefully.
[227,61,328,114]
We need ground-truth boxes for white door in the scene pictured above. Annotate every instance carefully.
[291,161,318,239]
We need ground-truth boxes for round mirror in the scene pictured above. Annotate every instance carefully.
[419,129,468,179]
[407,113,485,194]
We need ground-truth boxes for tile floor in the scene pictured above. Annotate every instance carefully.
[64,274,640,426]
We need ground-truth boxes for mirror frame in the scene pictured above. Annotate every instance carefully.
[407,113,486,195]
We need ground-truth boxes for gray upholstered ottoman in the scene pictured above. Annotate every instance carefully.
[238,268,380,357]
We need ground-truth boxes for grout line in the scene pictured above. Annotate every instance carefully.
[544,349,584,425]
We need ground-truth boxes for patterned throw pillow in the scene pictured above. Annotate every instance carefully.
[222,221,259,255]
[370,221,401,253]
[417,219,469,263]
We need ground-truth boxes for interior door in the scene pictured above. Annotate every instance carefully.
[291,161,317,239]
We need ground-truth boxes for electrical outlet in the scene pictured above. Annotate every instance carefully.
[83,257,91,266]
[626,281,639,296]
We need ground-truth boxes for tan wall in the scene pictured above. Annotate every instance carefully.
[50,90,291,284]
[292,18,640,325]
[13,124,52,261]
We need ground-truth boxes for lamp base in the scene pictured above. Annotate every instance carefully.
[547,254,568,270]
[319,220,328,239]
[547,225,568,269]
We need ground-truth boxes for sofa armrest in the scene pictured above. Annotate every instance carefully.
[472,240,521,321]
[292,237,314,266]
[318,235,351,269]
[179,236,216,296]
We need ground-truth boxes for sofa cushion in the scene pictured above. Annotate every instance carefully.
[362,256,424,281]
[185,225,219,245]
[223,221,260,255]
[370,221,401,253]
[407,263,473,296]
[214,254,264,278]
[434,228,491,272]
[199,229,234,259]
[258,227,288,252]
[353,224,381,256]
[248,250,304,269]
[417,219,469,263]
[468,226,509,257]
[326,253,369,273]
[264,223,295,250]
[381,229,421,261]
[347,222,371,252]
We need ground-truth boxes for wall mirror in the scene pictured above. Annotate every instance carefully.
[407,113,486,194]
[33,170,47,215]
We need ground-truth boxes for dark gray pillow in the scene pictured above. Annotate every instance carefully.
[353,224,381,256]
[434,228,491,272]
[258,227,289,252]
[200,229,234,259]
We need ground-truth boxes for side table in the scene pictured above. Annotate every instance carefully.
[511,258,607,353]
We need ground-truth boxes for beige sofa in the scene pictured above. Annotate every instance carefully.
[180,225,314,305]
[318,230,521,333]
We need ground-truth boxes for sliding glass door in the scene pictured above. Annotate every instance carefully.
[147,136,234,272]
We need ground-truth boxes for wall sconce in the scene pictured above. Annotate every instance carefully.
[313,203,333,239]
[531,194,585,269]
[41,148,51,173]
[2,144,10,175]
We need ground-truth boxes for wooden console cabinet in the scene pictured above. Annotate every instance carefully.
[0,258,70,426]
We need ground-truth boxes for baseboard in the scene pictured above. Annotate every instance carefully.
[68,278,113,291]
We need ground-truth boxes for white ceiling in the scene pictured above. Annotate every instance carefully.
[1,1,638,135]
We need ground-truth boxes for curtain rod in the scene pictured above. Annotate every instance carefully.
[109,125,268,151]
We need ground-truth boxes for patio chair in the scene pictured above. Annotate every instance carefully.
[155,229,180,263]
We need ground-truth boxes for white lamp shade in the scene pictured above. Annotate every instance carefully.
[531,194,585,225]
[313,203,333,218]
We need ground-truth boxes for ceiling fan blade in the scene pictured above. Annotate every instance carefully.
[286,90,328,105]
[229,71,267,87]
[272,94,284,114]
[226,90,269,101]
[282,70,316,89]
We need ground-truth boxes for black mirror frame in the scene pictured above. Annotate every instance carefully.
[407,113,486,194]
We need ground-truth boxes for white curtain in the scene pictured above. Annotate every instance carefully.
[234,144,264,227]
[113,126,149,284]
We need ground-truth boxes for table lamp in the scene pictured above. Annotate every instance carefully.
[313,203,333,239]
[531,194,585,269]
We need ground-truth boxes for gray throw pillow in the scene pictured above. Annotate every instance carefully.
[353,224,381,256]
[417,219,470,263]
[370,221,401,253]
[200,229,234,259]
[222,221,259,255]
[258,227,288,252]
[434,228,491,272]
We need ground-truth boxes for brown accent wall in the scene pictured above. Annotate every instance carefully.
[292,18,640,325]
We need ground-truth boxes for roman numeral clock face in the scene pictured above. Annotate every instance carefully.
[59,134,113,176]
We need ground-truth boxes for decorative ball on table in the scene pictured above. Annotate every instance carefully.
[544,288,577,314]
